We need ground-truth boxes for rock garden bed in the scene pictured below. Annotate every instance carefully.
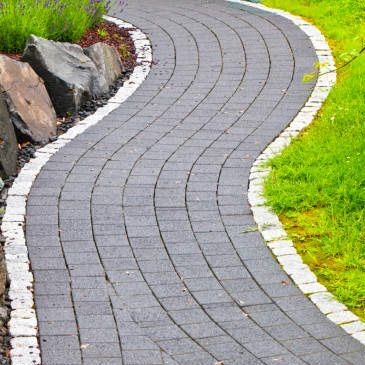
[0,13,137,364]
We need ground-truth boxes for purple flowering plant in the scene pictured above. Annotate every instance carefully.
[0,0,127,52]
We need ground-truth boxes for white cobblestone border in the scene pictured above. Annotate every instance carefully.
[231,0,365,346]
[1,16,152,365]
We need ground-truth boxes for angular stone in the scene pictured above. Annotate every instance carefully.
[0,98,17,177]
[22,35,108,116]
[342,321,365,334]
[84,43,125,87]
[327,311,358,325]
[0,55,57,144]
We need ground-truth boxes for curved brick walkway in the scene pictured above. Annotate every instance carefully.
[25,1,365,364]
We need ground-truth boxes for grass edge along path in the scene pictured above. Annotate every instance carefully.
[262,0,365,320]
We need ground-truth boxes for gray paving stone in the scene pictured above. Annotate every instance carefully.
[301,351,349,365]
[77,315,116,329]
[283,337,327,356]
[74,302,112,316]
[40,335,81,364]
[35,294,73,308]
[39,320,78,336]
[120,336,157,350]
[182,322,225,339]
[37,307,75,322]
[82,342,121,358]
[79,328,119,343]
[249,310,292,327]
[150,283,187,298]
[83,359,123,365]
[123,350,162,365]
[262,354,306,365]
[264,323,309,341]
[34,282,70,296]
[342,351,365,365]
[168,308,209,325]
[321,336,364,354]
[142,325,187,342]
[243,339,288,358]
[302,321,347,339]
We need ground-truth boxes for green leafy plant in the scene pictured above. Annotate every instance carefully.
[118,37,130,58]
[97,28,108,38]
[0,0,109,53]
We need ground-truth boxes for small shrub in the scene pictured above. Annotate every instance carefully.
[0,0,109,53]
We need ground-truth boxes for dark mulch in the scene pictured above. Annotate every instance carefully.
[0,20,138,364]
[79,21,136,70]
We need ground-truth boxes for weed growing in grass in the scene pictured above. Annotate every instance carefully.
[0,0,109,52]
[263,0,365,319]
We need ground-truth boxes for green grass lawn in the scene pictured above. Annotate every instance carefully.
[262,0,365,319]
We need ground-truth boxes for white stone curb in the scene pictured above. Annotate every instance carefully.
[231,0,365,346]
[2,17,152,365]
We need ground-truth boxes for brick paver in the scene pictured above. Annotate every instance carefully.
[25,1,365,364]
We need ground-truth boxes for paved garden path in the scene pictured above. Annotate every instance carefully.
[25,0,365,364]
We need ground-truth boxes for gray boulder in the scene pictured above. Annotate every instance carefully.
[0,55,57,145]
[22,35,109,116]
[0,98,17,178]
[84,43,125,87]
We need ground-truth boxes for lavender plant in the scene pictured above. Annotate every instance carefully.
[0,0,113,52]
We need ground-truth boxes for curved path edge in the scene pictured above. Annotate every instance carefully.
[234,0,365,346]
[1,17,152,365]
